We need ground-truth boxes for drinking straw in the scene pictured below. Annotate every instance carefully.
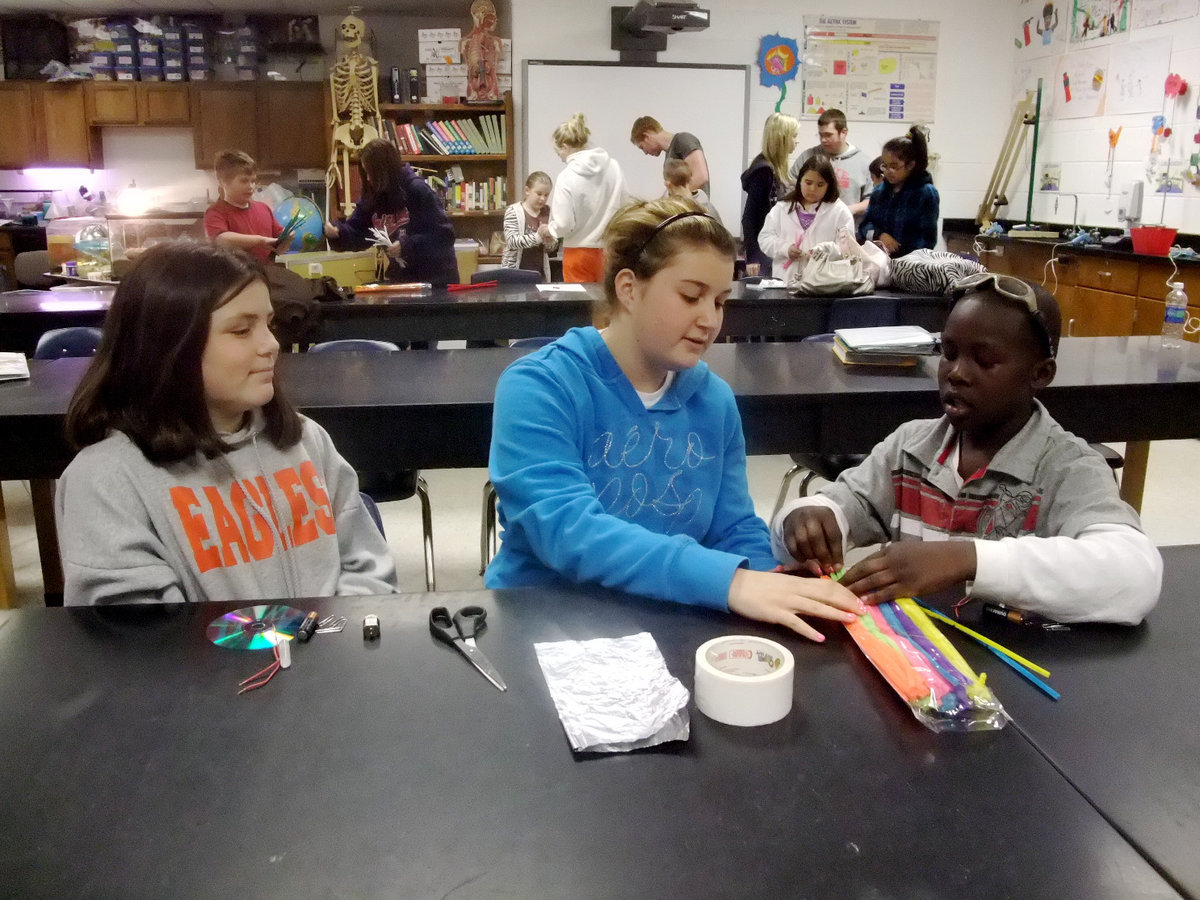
[913,600,1050,678]
[894,599,991,706]
[866,607,953,704]
[845,617,930,702]
[985,646,1060,701]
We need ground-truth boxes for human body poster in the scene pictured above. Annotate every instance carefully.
[801,16,938,122]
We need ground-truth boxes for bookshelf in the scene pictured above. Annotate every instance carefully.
[379,91,515,263]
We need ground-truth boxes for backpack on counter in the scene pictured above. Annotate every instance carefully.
[262,265,343,349]
[889,249,985,294]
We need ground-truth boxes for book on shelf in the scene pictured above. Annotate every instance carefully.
[387,114,507,156]
[444,176,506,213]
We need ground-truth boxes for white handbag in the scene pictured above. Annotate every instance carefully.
[788,241,875,296]
[837,228,892,288]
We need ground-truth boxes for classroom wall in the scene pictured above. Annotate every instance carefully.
[1008,3,1200,235]
[510,0,1014,226]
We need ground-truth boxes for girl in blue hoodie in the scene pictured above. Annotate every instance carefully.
[486,199,865,642]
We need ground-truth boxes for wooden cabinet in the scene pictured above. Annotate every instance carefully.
[37,83,97,167]
[257,82,328,169]
[1136,261,1200,342]
[1069,287,1136,336]
[192,82,327,170]
[375,92,515,262]
[87,83,190,126]
[974,237,1200,338]
[86,82,138,124]
[138,84,191,125]
[192,84,260,168]
[1074,255,1140,295]
[0,85,38,168]
[0,83,100,169]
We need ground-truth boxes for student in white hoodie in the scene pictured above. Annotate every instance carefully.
[547,112,628,283]
[757,154,855,280]
[56,242,398,605]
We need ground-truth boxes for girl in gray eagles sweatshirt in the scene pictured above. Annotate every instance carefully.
[56,243,398,605]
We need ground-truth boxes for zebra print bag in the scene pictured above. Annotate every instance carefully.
[888,249,985,294]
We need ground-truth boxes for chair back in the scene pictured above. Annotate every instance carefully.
[359,492,385,536]
[33,326,103,359]
[510,336,555,349]
[308,339,400,354]
[825,296,899,332]
[473,268,539,286]
[15,250,57,289]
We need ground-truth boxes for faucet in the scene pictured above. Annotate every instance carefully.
[1054,193,1080,235]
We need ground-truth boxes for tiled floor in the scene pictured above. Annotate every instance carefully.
[5,440,1199,606]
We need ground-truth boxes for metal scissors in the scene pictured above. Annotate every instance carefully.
[429,605,508,692]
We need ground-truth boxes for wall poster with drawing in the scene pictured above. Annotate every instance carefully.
[800,16,938,122]
[1069,0,1129,43]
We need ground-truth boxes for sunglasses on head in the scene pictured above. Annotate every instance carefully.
[949,272,1056,358]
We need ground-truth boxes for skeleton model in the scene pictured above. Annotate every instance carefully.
[327,7,381,219]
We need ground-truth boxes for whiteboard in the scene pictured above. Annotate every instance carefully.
[523,60,749,234]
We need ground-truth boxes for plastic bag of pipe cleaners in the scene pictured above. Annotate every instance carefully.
[845,598,1010,733]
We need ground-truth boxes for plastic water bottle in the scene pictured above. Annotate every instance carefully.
[1162,282,1188,349]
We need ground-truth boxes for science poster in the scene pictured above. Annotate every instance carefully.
[801,16,938,122]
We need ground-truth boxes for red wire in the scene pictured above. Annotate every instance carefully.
[238,644,282,694]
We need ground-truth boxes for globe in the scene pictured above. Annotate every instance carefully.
[273,197,326,253]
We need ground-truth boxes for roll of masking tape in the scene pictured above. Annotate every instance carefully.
[694,636,795,726]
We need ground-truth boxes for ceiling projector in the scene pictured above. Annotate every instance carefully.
[622,1,710,33]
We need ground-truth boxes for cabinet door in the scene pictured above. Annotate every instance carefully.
[1135,296,1200,342]
[0,85,37,168]
[192,84,259,168]
[1073,287,1136,336]
[257,83,328,169]
[37,84,99,167]
[1139,260,1200,301]
[1007,242,1055,283]
[1074,256,1140,294]
[1134,296,1164,336]
[1056,285,1082,337]
[86,83,138,125]
[138,84,190,125]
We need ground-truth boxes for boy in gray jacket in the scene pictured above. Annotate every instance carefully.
[772,274,1161,625]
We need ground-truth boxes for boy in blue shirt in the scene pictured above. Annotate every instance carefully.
[772,274,1161,624]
